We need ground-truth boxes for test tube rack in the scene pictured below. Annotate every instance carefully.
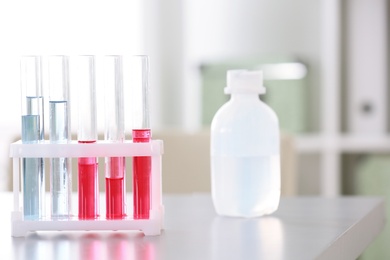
[9,140,164,237]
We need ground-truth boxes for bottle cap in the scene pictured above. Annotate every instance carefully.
[224,70,266,94]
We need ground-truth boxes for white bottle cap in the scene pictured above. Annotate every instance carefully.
[224,70,266,94]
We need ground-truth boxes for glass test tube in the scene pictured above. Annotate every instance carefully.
[131,55,152,219]
[20,56,45,219]
[75,56,99,219]
[48,55,72,218]
[104,55,126,219]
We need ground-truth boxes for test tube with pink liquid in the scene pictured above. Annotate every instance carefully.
[104,55,126,219]
[131,55,152,219]
[74,55,99,219]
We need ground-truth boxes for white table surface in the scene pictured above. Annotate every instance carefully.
[0,192,385,260]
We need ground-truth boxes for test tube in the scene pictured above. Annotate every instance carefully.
[131,55,152,219]
[104,55,126,219]
[48,55,72,218]
[74,56,99,219]
[20,56,45,219]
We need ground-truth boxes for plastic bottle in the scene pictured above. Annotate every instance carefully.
[210,70,280,218]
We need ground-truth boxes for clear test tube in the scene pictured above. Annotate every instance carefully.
[74,55,99,219]
[20,56,45,219]
[104,55,126,219]
[48,55,72,218]
[131,55,152,219]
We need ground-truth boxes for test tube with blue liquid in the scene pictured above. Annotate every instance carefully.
[48,55,72,218]
[75,55,99,219]
[104,55,126,219]
[131,55,152,219]
[20,56,45,219]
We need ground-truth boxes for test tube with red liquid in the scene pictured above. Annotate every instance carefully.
[132,56,151,219]
[75,56,99,219]
[104,55,126,219]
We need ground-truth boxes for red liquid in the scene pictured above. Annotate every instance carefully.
[78,141,99,219]
[133,129,151,219]
[106,157,125,219]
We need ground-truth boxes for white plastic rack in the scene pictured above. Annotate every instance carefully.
[9,140,164,237]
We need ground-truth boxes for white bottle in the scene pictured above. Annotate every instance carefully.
[210,70,280,218]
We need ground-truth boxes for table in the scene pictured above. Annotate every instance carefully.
[0,193,385,260]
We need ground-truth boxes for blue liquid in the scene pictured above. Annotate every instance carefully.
[50,101,72,218]
[26,96,44,140]
[211,155,280,217]
[22,115,45,219]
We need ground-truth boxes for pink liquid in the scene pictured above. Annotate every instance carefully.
[78,141,99,219]
[132,129,151,219]
[106,157,125,219]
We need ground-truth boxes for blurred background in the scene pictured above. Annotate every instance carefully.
[0,0,389,258]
